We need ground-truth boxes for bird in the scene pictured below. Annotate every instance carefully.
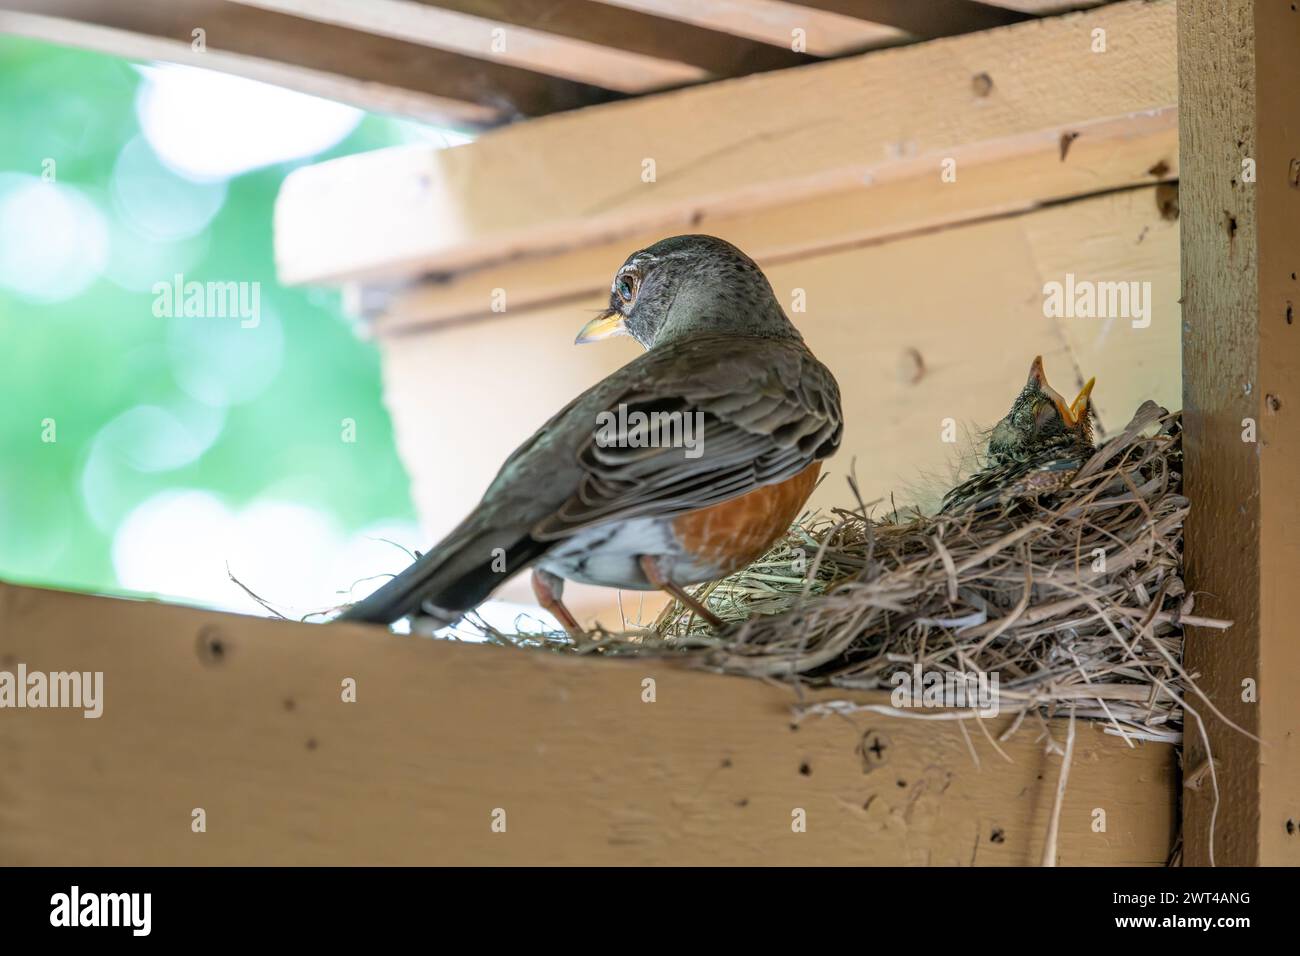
[940,355,1095,514]
[337,235,843,635]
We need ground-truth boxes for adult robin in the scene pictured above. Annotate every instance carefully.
[338,235,843,635]
[940,355,1095,513]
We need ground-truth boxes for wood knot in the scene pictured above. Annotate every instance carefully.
[1156,183,1180,221]
[196,625,228,666]
[898,348,926,385]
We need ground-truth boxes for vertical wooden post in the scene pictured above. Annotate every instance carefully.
[1179,0,1300,866]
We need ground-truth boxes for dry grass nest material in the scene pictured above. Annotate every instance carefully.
[489,401,1233,743]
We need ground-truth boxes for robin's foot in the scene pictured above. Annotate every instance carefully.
[530,567,584,640]
[638,555,726,630]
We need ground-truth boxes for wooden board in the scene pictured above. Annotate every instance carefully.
[0,0,1104,128]
[785,0,1030,38]
[0,0,618,126]
[364,109,1176,333]
[972,0,1105,13]
[274,0,1177,286]
[1177,0,1300,867]
[228,0,792,94]
[594,0,913,56]
[0,582,1176,865]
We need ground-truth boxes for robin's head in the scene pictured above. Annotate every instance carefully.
[986,356,1095,465]
[575,235,797,349]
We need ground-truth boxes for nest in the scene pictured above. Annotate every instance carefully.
[492,401,1233,744]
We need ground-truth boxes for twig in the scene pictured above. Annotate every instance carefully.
[1041,705,1076,867]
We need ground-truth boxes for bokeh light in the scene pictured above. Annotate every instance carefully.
[166,303,285,407]
[1,35,465,612]
[0,173,109,303]
[80,402,226,531]
[104,215,210,293]
[110,135,228,241]
[134,64,363,182]
[112,493,423,616]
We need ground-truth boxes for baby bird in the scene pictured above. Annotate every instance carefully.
[941,356,1095,514]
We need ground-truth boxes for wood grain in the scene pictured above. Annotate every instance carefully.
[0,0,619,125]
[402,0,814,75]
[1178,0,1300,866]
[593,0,913,56]
[0,582,1175,865]
[788,0,1029,38]
[361,109,1177,332]
[274,0,1176,286]
[228,0,714,93]
[978,0,1105,12]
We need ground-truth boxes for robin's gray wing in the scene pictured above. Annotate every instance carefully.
[530,334,841,540]
[338,334,839,624]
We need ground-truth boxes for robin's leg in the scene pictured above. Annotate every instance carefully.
[530,567,583,639]
[638,555,725,630]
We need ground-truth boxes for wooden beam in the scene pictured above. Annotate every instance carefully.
[981,0,1106,12]
[275,0,1177,288]
[593,0,913,56]
[227,0,717,94]
[0,582,1176,865]
[362,109,1176,333]
[403,0,814,76]
[1178,0,1300,867]
[790,0,1030,38]
[0,0,619,126]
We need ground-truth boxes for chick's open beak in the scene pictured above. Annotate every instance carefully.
[575,309,626,344]
[1028,355,1092,426]
[1070,377,1096,422]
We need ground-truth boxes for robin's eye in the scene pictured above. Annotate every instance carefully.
[615,275,637,304]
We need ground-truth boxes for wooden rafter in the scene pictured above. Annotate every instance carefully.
[0,0,620,125]
[786,0,1031,38]
[275,0,1176,293]
[403,0,814,75]
[0,0,1123,128]
[230,0,815,93]
[592,0,915,55]
[981,0,1104,12]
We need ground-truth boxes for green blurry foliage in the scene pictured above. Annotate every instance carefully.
[0,36,429,595]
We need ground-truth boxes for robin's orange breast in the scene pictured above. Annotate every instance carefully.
[669,461,821,578]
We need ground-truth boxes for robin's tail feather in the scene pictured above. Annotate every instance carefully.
[336,532,551,625]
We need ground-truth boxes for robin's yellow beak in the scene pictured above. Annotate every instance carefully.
[575,309,626,344]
